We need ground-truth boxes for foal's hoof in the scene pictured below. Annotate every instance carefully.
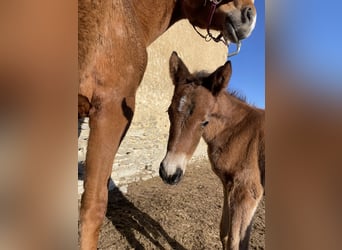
[159,164,183,185]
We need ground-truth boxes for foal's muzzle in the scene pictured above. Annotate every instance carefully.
[159,163,183,185]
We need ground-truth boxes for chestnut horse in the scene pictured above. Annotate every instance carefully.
[78,0,257,249]
[160,52,264,250]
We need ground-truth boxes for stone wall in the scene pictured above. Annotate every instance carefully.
[78,20,227,195]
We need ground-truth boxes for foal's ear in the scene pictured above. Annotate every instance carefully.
[169,51,191,85]
[206,61,232,96]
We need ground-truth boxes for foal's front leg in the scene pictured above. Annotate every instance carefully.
[220,184,230,250]
[79,91,136,250]
[225,182,263,250]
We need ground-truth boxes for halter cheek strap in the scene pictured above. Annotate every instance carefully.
[192,0,242,58]
[192,0,224,44]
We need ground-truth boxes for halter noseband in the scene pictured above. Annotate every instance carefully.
[192,0,242,58]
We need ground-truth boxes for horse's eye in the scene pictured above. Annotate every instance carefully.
[201,121,209,127]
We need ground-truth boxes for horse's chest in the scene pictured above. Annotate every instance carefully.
[208,146,229,171]
[208,142,243,176]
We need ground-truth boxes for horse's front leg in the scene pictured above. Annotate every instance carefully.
[220,180,234,250]
[79,90,136,250]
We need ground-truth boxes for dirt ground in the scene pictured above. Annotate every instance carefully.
[79,160,265,249]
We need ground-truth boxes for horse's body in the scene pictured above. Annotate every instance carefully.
[160,52,264,250]
[78,0,257,249]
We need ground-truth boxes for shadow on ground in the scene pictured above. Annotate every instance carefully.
[106,187,186,250]
[79,160,264,250]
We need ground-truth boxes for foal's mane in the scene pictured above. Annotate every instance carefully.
[227,90,247,103]
[193,70,210,79]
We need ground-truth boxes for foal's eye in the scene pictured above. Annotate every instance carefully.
[201,121,209,127]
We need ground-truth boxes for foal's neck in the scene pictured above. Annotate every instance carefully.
[203,92,252,143]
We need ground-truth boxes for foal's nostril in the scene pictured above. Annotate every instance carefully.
[168,168,183,185]
[242,7,253,23]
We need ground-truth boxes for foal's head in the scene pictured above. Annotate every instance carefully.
[159,52,232,185]
[180,0,257,43]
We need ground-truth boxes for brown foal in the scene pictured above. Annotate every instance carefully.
[160,52,264,250]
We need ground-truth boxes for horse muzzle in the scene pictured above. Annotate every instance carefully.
[223,7,256,43]
[159,163,184,185]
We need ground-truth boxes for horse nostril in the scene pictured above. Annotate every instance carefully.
[242,7,253,23]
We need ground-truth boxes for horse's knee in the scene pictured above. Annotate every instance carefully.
[80,191,108,230]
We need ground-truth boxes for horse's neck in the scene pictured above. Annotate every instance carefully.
[132,0,180,46]
[203,92,251,144]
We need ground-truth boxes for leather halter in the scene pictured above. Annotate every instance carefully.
[192,0,225,44]
[192,0,242,57]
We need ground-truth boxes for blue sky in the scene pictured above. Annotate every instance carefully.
[275,0,342,97]
[227,0,265,109]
